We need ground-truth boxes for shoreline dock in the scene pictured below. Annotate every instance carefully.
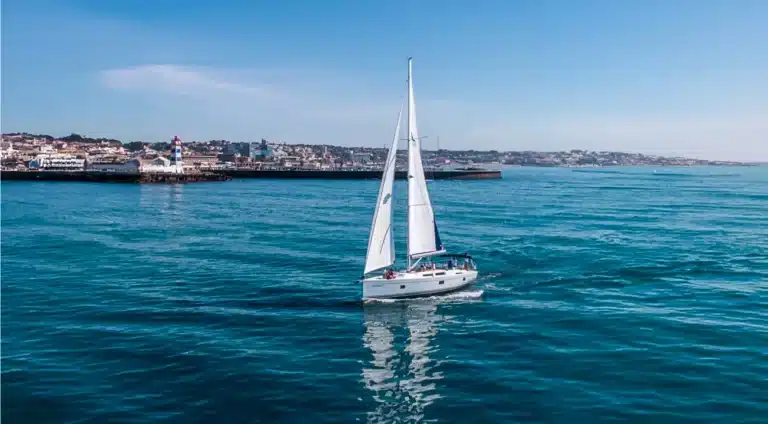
[216,168,502,180]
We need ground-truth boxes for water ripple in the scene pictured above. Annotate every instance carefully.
[3,166,768,423]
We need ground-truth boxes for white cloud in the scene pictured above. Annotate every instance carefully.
[101,64,275,99]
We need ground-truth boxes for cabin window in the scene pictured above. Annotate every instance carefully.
[463,277,466,281]
[400,285,405,289]
[439,281,445,285]
[423,273,433,277]
[435,272,446,276]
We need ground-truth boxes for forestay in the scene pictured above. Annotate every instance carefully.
[363,103,403,274]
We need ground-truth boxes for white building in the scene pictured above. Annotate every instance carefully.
[183,155,219,170]
[139,156,182,173]
[279,156,301,168]
[1,141,13,158]
[39,145,56,154]
[88,159,141,173]
[29,154,85,170]
[88,157,183,174]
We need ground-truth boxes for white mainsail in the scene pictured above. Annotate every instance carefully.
[406,57,445,261]
[363,103,404,275]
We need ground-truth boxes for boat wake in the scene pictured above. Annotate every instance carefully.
[478,272,502,282]
[363,289,484,304]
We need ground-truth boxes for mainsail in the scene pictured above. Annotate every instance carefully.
[406,57,445,260]
[363,103,404,274]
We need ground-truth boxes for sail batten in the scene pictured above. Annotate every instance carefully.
[406,58,445,261]
[363,103,403,275]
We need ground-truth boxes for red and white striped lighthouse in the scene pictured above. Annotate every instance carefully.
[170,136,184,173]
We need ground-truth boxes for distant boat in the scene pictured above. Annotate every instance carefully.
[360,57,478,300]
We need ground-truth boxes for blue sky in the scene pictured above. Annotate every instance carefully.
[2,0,767,160]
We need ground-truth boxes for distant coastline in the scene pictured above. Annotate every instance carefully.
[500,162,764,168]
[0,132,755,172]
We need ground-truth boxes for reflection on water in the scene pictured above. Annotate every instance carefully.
[170,184,183,204]
[138,184,184,217]
[362,302,445,423]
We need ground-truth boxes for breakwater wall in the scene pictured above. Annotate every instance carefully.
[216,169,502,180]
[0,171,231,183]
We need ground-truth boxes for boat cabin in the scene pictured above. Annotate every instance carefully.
[410,253,476,272]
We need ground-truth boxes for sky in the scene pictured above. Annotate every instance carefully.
[2,0,767,160]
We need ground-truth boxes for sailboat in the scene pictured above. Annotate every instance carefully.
[361,57,478,300]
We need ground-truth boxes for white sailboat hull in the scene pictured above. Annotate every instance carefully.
[362,269,478,300]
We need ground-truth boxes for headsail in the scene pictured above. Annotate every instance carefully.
[363,103,404,275]
[406,57,445,260]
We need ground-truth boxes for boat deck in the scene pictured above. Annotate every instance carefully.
[365,267,476,281]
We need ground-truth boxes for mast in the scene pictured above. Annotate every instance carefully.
[407,57,412,270]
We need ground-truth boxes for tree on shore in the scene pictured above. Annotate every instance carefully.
[125,141,146,152]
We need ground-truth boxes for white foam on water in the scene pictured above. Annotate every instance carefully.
[363,289,484,304]
[478,272,502,282]
[440,289,485,300]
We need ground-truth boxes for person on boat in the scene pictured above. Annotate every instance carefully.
[447,258,454,269]
[384,269,394,279]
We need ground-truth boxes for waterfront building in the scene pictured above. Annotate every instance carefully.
[223,142,250,158]
[223,140,273,160]
[279,156,301,167]
[259,139,273,159]
[88,157,183,174]
[88,159,141,173]
[28,154,85,170]
[183,155,219,169]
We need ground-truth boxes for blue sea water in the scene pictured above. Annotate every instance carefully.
[2,166,767,423]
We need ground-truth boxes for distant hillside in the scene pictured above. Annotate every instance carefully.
[2,132,748,166]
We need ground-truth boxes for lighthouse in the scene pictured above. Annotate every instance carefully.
[170,136,184,174]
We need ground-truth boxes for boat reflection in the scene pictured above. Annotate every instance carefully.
[361,302,445,423]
